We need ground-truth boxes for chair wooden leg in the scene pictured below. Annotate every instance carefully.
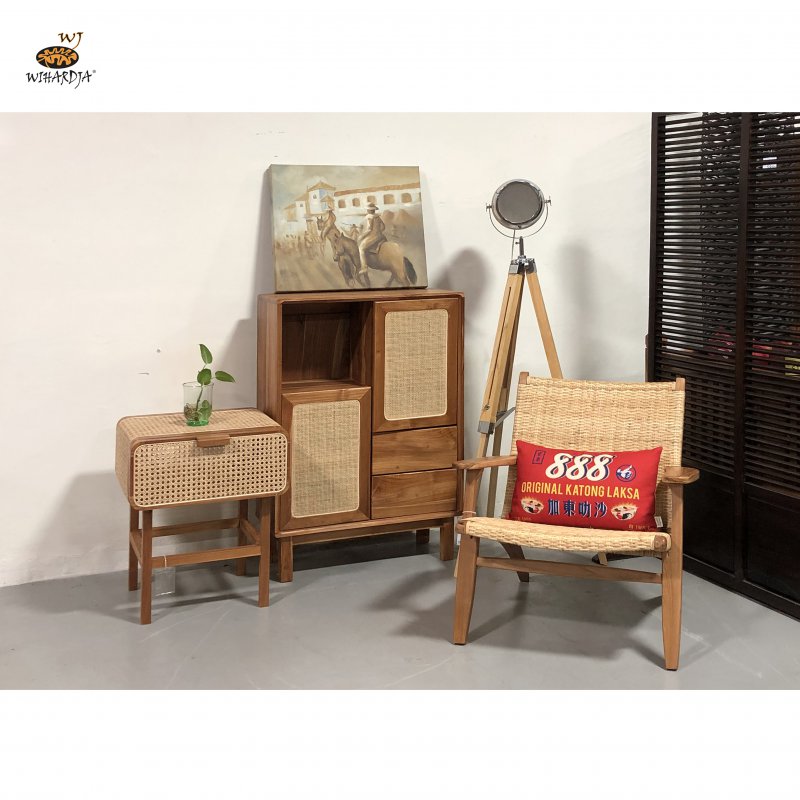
[128,508,139,591]
[439,519,455,561]
[235,500,248,577]
[662,486,684,670]
[140,510,153,625]
[258,499,271,607]
[278,537,293,583]
[453,534,479,645]
[416,528,430,545]
[662,548,682,670]
[501,543,530,583]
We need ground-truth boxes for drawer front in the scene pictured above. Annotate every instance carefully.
[131,432,287,509]
[372,426,458,475]
[371,469,457,519]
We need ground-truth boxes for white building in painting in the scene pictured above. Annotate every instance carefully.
[279,178,422,237]
[333,182,422,222]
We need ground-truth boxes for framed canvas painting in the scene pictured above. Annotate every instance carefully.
[268,164,429,292]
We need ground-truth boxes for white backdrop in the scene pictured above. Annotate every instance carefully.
[0,112,651,587]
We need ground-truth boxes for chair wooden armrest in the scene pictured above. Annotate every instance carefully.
[454,454,516,472]
[662,466,700,485]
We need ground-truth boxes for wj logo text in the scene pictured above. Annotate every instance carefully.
[27,32,95,88]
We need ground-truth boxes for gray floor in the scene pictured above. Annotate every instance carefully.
[1,533,799,689]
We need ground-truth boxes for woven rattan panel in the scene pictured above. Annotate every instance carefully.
[501,377,684,529]
[115,409,282,501]
[131,432,287,508]
[465,517,670,553]
[384,309,448,420]
[291,400,361,518]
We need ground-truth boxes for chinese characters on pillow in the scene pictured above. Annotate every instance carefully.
[508,441,663,532]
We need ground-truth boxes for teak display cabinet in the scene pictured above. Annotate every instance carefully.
[258,289,464,582]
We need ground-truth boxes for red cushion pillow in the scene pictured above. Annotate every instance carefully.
[508,441,663,532]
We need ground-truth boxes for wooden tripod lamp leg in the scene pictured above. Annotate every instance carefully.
[526,271,563,379]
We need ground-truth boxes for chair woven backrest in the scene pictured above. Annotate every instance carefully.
[501,376,685,529]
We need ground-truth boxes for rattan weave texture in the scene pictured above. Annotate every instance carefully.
[384,309,448,420]
[465,517,671,553]
[291,399,361,518]
[501,377,684,529]
[116,409,287,508]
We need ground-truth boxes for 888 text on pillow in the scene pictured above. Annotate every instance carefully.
[508,441,663,532]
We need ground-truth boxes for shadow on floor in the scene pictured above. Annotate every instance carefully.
[366,545,712,668]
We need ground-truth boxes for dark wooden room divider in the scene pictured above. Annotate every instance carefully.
[648,112,800,619]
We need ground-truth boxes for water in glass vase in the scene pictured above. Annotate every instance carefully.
[183,381,214,426]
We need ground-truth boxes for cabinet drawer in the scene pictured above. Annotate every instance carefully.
[372,426,458,475]
[371,469,457,519]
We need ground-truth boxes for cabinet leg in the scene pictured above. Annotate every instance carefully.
[416,528,430,545]
[278,537,293,583]
[258,499,271,607]
[140,510,153,625]
[128,508,139,591]
[439,519,455,561]
[235,500,248,577]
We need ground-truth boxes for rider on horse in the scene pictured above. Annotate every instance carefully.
[320,209,340,261]
[358,203,387,277]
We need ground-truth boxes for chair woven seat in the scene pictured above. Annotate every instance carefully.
[463,516,671,553]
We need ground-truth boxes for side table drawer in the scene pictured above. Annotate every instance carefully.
[116,409,288,510]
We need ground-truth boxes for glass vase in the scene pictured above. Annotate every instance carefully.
[183,381,214,426]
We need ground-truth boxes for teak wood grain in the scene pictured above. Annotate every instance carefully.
[258,290,464,580]
[372,426,459,475]
[371,469,458,519]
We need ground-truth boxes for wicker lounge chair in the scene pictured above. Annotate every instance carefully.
[453,373,699,670]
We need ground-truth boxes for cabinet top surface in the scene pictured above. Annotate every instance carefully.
[260,289,463,304]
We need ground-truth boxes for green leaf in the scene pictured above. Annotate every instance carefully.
[197,368,212,385]
[215,370,235,383]
[199,344,212,365]
[199,400,212,410]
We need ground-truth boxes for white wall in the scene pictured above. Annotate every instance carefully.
[0,112,651,587]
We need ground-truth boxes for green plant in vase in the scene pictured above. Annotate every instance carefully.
[183,344,235,426]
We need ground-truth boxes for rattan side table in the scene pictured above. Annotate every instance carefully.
[115,408,288,624]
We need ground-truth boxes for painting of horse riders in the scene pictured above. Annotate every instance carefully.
[269,164,429,292]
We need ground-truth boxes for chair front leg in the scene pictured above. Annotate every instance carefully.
[662,484,684,670]
[453,533,480,645]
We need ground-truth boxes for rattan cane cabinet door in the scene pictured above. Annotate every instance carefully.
[372,298,460,433]
[279,385,371,531]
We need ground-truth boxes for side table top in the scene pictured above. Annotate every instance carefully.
[117,408,281,443]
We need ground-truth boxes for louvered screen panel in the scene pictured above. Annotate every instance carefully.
[651,113,742,477]
[744,114,800,496]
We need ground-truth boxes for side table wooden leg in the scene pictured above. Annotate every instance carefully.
[278,536,293,583]
[258,498,271,607]
[235,499,248,577]
[140,510,153,625]
[128,508,139,591]
[439,519,455,561]
[416,528,430,545]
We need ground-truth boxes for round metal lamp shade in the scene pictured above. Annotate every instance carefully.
[490,179,546,230]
